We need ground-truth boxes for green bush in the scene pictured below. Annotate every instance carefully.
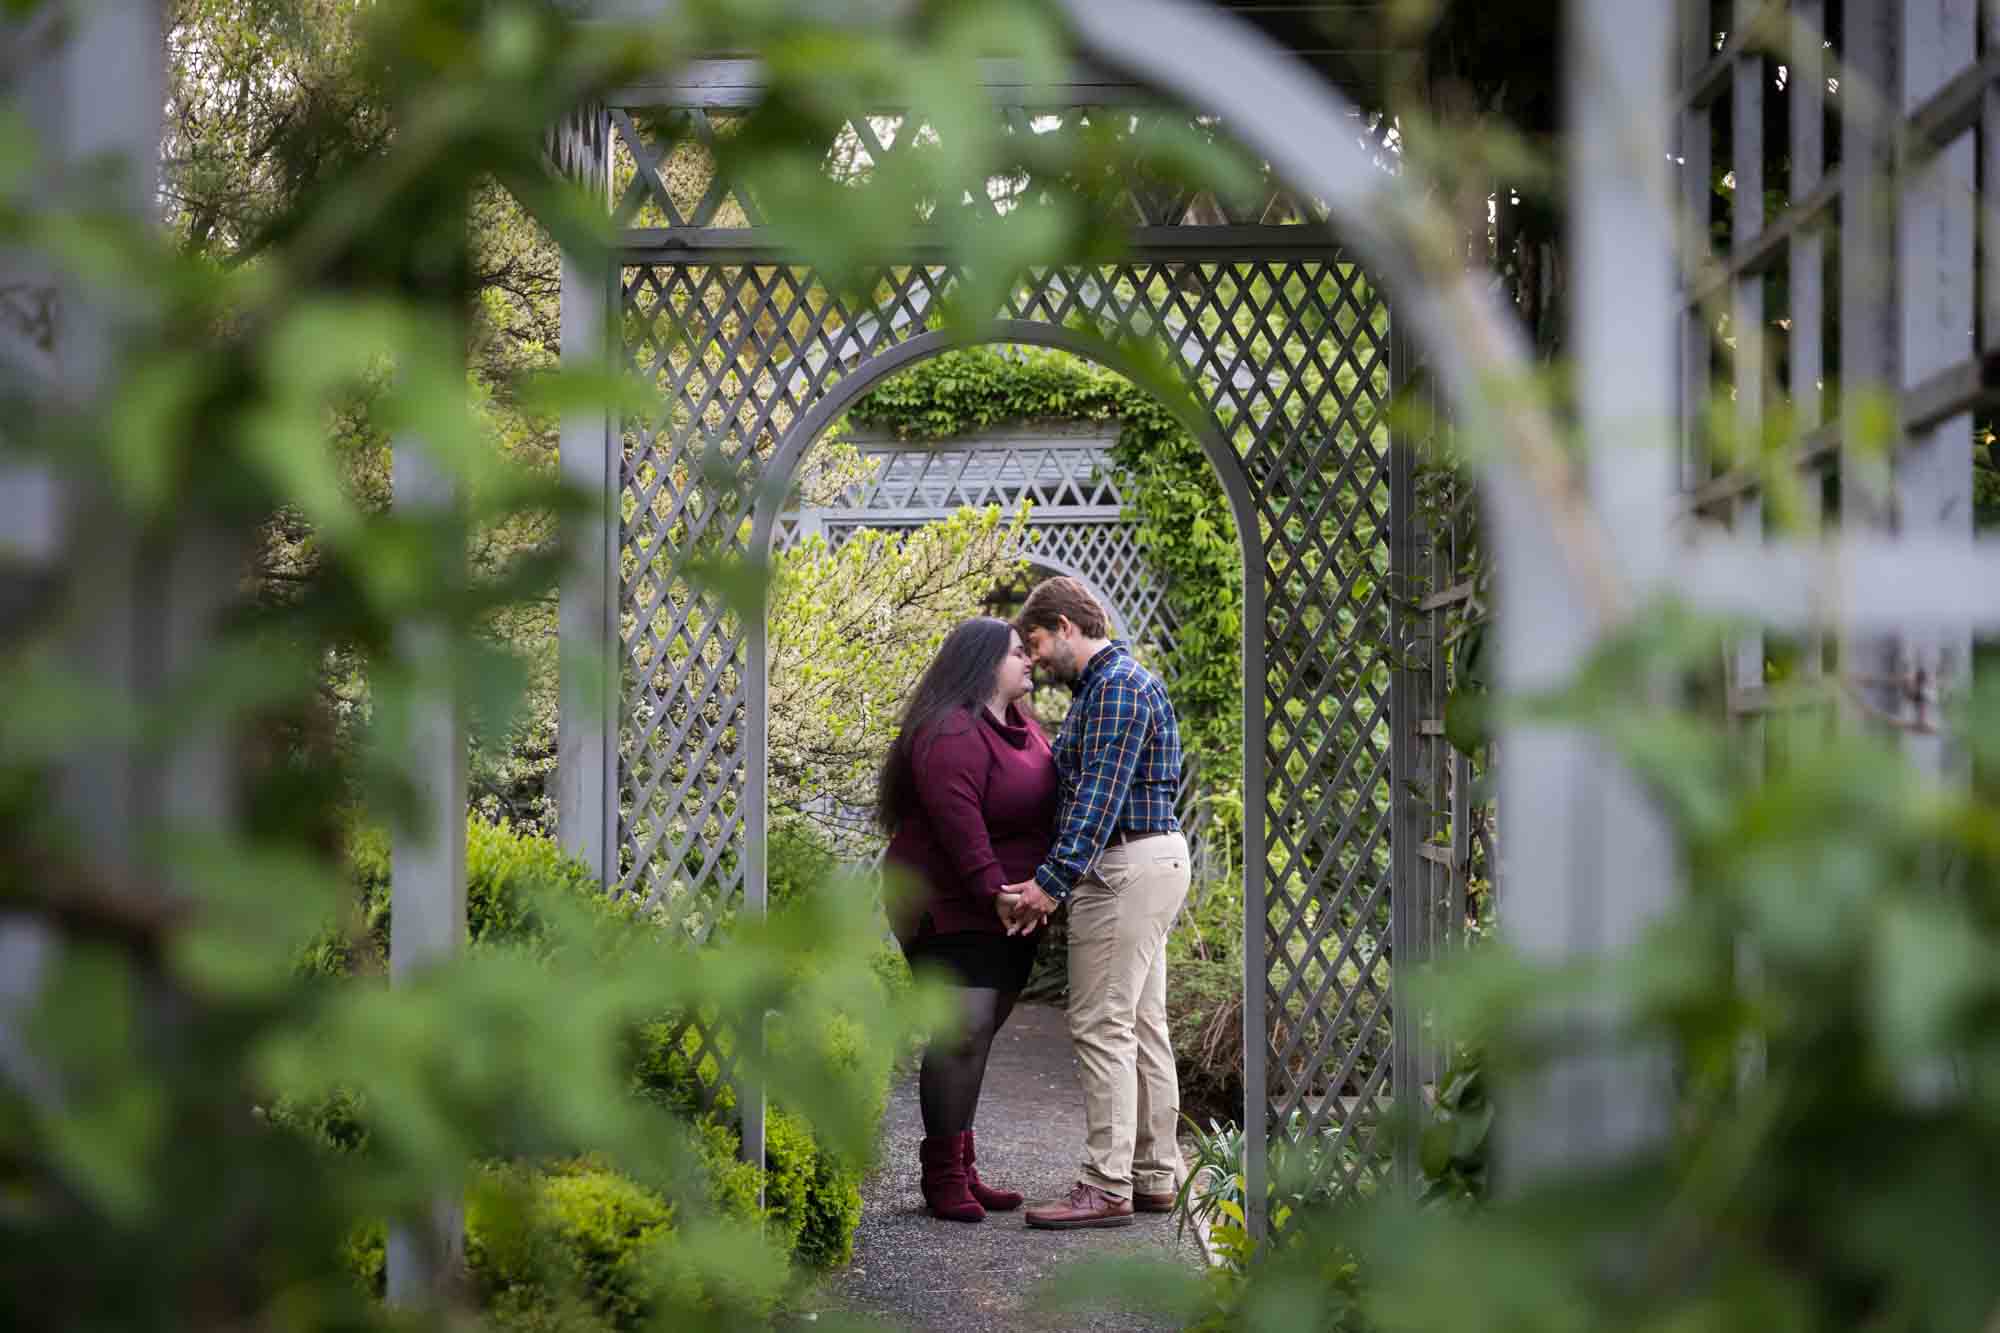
[344,816,603,959]
[1166,877,1247,1127]
[340,1221,387,1302]
[302,815,611,980]
[309,815,888,1309]
[688,1117,764,1227]
[870,939,914,1005]
[767,818,842,912]
[469,1162,675,1330]
[759,1107,818,1258]
[1416,1049,1488,1205]
[793,1149,867,1270]
[264,1086,370,1155]
[630,1001,879,1275]
[344,1135,782,1332]
[631,1018,735,1121]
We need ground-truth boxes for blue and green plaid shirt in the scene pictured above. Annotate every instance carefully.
[1035,641,1184,902]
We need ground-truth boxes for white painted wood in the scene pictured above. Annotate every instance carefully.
[386,437,468,1305]
[557,248,618,889]
[1496,0,1680,1189]
[1896,0,1977,770]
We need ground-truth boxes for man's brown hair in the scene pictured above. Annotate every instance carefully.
[1016,575,1109,640]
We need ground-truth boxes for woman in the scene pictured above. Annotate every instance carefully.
[879,616,1057,1223]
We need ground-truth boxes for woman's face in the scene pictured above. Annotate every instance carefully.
[996,631,1034,703]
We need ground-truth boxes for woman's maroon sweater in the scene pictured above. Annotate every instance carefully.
[884,702,1058,940]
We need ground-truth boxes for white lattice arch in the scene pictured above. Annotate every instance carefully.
[776,419,1166,651]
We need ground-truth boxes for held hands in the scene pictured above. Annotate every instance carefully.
[996,880,1058,936]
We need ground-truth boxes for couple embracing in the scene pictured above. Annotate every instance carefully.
[877,576,1191,1230]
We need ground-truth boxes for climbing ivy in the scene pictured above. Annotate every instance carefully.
[848,345,1246,792]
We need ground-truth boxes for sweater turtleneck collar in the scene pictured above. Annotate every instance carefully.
[980,700,1038,749]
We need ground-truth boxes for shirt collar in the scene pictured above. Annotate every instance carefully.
[1077,640,1127,690]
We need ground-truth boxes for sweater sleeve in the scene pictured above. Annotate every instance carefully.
[911,721,1007,898]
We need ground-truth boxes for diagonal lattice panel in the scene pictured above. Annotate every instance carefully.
[606,106,1331,237]
[619,253,1401,1174]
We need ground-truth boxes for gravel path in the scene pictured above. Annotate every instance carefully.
[812,1001,1204,1332]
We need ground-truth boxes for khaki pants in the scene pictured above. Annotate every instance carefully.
[1067,831,1191,1199]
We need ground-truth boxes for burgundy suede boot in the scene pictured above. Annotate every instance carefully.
[962,1129,1023,1212]
[918,1133,985,1223]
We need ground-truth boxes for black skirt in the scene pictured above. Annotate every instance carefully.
[902,924,1041,992]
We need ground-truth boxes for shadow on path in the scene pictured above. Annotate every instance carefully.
[815,1002,1203,1333]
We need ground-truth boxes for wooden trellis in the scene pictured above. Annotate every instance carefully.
[551,87,1434,1192]
[776,421,1173,654]
[32,0,2000,1291]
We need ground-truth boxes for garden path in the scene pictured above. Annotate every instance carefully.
[814,1000,1204,1332]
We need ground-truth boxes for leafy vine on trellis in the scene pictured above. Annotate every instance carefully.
[847,344,1246,794]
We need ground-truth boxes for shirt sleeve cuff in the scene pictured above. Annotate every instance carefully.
[967,865,1006,898]
[1034,864,1073,902]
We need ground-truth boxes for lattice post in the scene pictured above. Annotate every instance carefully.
[1496,0,1681,1188]
[1386,323,1426,1190]
[385,435,469,1306]
[1841,0,1905,725]
[1237,412,1273,1243]
[42,0,170,874]
[1897,0,1977,776]
[1726,0,1768,766]
[556,105,620,890]
[741,527,770,1179]
[1788,0,1827,703]
[1678,1,1713,499]
[6,0,177,1114]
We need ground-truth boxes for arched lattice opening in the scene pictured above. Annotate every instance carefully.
[611,243,1412,1189]
[771,409,1208,839]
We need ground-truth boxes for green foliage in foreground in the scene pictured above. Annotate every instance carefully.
[13,0,1146,1319]
[1056,616,2000,1333]
[296,815,895,1317]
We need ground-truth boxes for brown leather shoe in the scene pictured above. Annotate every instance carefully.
[1133,1189,1177,1213]
[1024,1181,1135,1230]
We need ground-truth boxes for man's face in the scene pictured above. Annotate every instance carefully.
[1023,621,1079,683]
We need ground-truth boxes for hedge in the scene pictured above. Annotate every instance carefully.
[297,815,891,1325]
[343,1139,782,1331]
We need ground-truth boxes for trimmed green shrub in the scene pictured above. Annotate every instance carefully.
[303,815,610,980]
[1166,877,1247,1126]
[264,1086,370,1155]
[317,815,886,1311]
[340,1221,386,1301]
[793,1149,866,1270]
[468,1162,674,1330]
[631,1016,874,1272]
[767,1014,875,1270]
[346,816,603,959]
[767,818,842,911]
[689,1117,764,1226]
[631,1018,735,1121]
[344,1140,780,1331]
[870,938,914,1003]
[759,1107,819,1258]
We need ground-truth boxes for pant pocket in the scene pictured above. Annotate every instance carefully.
[1091,850,1137,894]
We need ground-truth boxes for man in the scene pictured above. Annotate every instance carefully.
[999,576,1190,1230]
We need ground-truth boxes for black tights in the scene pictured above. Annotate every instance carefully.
[918,986,1019,1136]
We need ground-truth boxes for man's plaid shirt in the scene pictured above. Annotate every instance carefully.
[1035,641,1184,902]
